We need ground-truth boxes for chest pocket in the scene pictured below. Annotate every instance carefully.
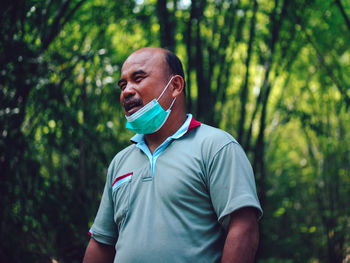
[112,173,132,230]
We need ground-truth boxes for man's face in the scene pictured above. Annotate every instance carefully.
[118,49,169,116]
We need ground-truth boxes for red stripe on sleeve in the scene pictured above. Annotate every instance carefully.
[112,172,133,187]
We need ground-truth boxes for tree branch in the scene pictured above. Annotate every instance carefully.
[40,0,87,53]
[303,30,350,108]
[41,0,72,52]
[335,0,350,32]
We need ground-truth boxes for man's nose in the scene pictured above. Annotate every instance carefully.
[122,83,136,99]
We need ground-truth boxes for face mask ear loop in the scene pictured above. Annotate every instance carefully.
[168,97,176,110]
[157,76,175,101]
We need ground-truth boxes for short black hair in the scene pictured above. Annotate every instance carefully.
[165,50,186,91]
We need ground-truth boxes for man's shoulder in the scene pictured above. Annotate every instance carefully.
[183,123,241,158]
[108,144,138,170]
[192,123,238,145]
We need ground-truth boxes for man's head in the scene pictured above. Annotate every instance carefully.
[164,51,185,88]
[118,47,185,117]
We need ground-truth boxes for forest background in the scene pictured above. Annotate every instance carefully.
[1,0,349,262]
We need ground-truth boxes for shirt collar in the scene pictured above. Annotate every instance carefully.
[130,114,201,144]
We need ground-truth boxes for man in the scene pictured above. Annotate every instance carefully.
[83,47,262,263]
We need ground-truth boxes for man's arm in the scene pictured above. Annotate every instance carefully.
[83,238,115,263]
[221,207,259,263]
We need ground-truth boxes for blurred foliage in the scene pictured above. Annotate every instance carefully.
[1,0,349,262]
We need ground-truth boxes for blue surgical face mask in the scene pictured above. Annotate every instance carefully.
[125,76,176,134]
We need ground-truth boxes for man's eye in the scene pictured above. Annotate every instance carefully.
[135,76,143,82]
[119,83,126,90]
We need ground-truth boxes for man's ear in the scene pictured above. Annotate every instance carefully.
[170,75,185,98]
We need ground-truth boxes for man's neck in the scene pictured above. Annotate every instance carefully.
[144,112,187,154]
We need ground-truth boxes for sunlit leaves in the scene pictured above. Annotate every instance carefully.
[1,0,349,262]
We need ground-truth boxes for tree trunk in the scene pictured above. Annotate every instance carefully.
[157,0,176,51]
[185,2,194,112]
[193,0,214,123]
[253,0,289,209]
[238,0,258,144]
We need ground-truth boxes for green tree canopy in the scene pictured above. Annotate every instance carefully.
[1,0,349,262]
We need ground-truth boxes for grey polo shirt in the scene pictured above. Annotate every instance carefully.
[89,114,262,263]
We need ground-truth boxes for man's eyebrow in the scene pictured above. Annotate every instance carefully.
[132,70,147,77]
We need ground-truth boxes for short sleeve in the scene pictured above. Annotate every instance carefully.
[89,166,118,245]
[208,142,263,230]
